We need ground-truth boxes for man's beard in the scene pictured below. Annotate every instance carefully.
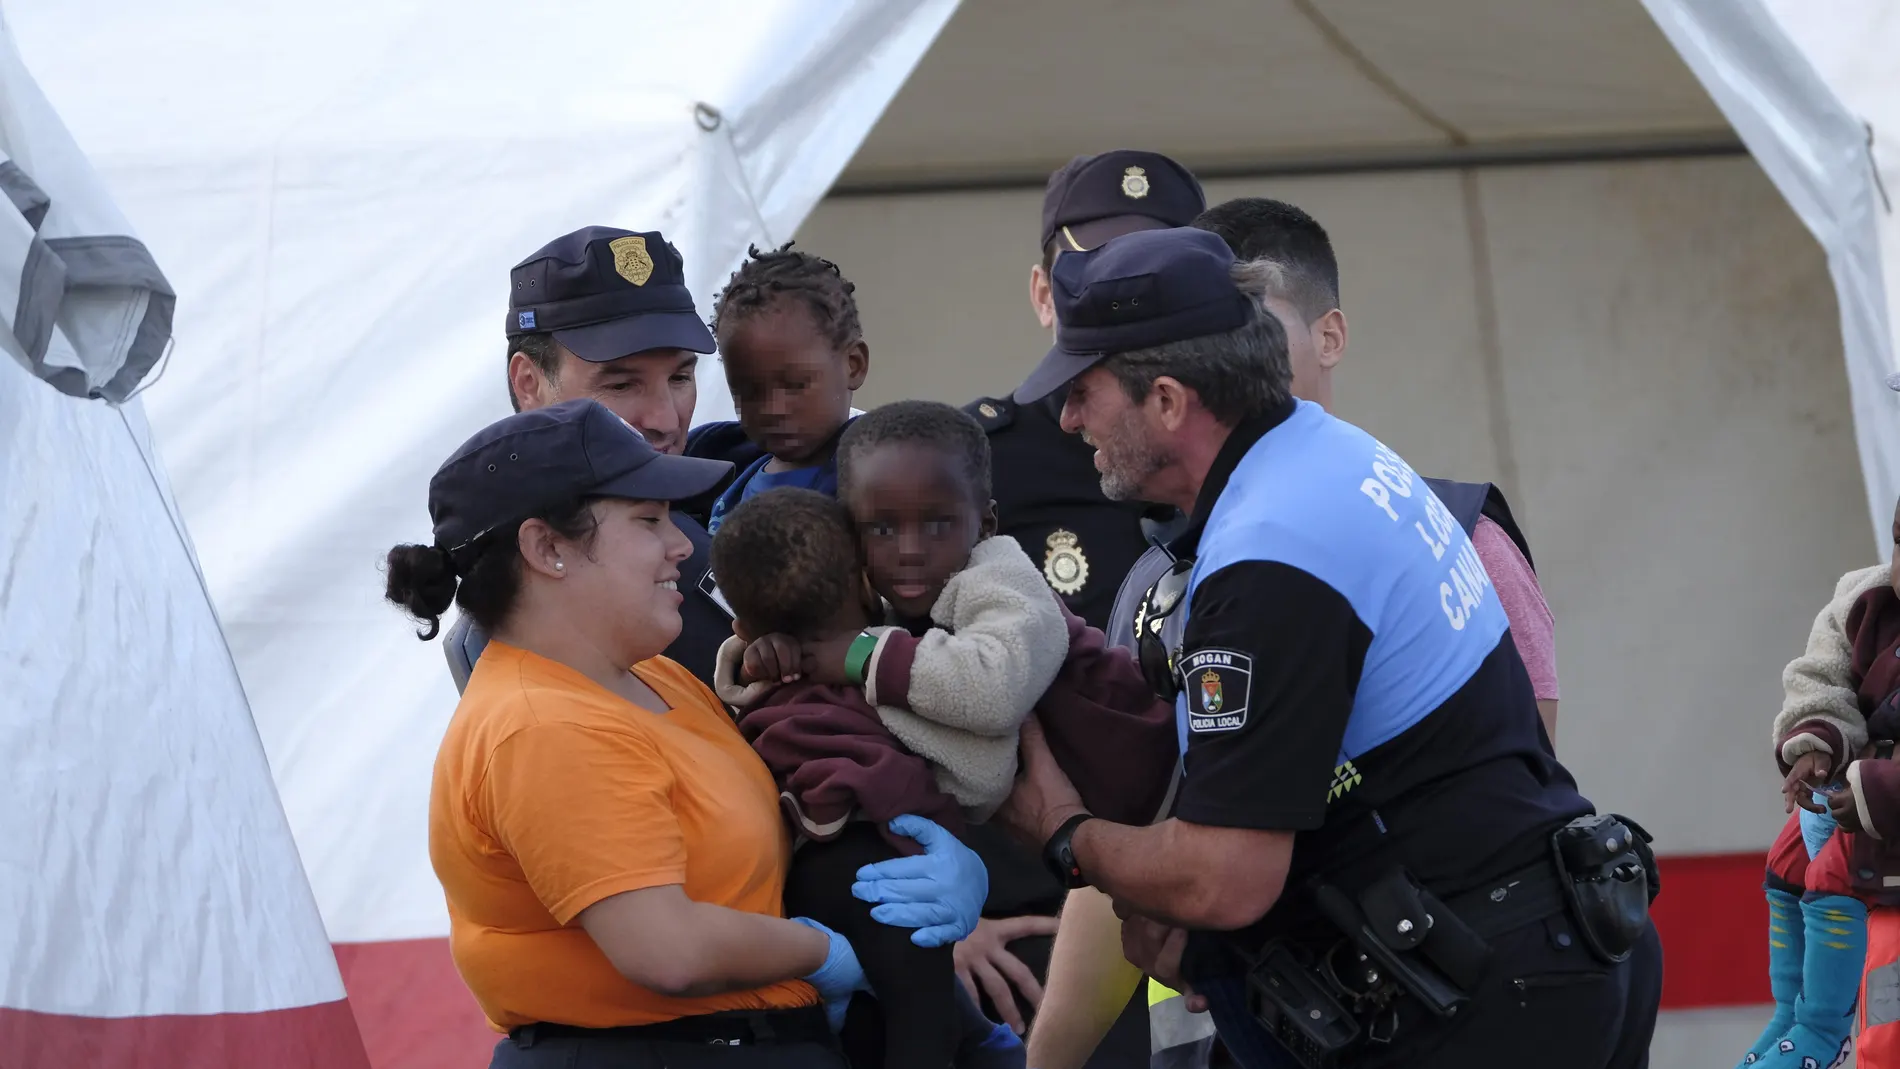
[1095,412,1170,502]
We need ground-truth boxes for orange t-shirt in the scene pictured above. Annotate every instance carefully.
[428,640,816,1030]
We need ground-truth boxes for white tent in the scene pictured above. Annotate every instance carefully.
[6,1,955,1063]
[0,7,367,1065]
[1645,0,1900,554]
[11,0,1898,1064]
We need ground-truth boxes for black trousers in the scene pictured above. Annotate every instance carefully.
[785,823,963,1069]
[491,1010,846,1069]
[491,1034,847,1068]
[1204,916,1663,1069]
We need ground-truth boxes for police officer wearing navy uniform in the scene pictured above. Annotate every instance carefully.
[953,153,1207,1067]
[997,226,1662,1069]
[967,150,1208,633]
[444,226,753,694]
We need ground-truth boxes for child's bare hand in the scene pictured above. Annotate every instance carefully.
[1830,785,1864,833]
[742,634,803,684]
[798,634,858,686]
[1783,751,1833,814]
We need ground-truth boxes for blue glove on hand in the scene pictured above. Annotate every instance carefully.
[851,814,989,947]
[790,917,868,1032]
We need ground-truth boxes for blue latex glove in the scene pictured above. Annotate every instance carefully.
[851,814,988,947]
[790,917,868,1032]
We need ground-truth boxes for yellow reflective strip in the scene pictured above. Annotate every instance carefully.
[1771,940,1791,948]
[1148,978,1180,1006]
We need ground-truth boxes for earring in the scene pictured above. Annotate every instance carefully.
[554,561,565,572]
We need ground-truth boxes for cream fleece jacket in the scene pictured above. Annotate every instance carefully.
[867,536,1068,817]
[1775,563,1889,766]
[714,535,1069,820]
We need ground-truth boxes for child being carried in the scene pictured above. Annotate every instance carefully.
[707,401,1175,1069]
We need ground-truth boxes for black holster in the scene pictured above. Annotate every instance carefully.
[1243,868,1494,1068]
[1550,813,1656,964]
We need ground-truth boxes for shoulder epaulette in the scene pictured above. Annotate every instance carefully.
[964,396,1016,433]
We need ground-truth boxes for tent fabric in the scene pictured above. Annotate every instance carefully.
[0,12,173,402]
[1642,0,1900,555]
[8,0,957,948]
[0,11,367,1066]
[7,2,954,1061]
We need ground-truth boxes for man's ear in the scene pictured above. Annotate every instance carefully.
[1029,263,1055,330]
[844,339,870,392]
[508,350,554,411]
[1148,376,1196,433]
[1314,308,1348,370]
[979,498,999,540]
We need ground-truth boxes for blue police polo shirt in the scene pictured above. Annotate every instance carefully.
[1170,399,1590,955]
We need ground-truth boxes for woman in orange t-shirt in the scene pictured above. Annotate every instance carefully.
[383,400,988,1068]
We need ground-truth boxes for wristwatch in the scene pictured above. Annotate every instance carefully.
[1042,812,1095,889]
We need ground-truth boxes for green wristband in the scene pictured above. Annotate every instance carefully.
[844,631,879,686]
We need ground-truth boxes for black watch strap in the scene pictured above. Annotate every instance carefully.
[1042,813,1096,889]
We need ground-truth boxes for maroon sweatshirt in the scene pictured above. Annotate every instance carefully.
[741,602,1180,857]
[872,599,1178,827]
[1842,586,1900,846]
[736,682,965,857]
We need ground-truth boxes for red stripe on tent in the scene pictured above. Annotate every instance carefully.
[1652,850,1771,1008]
[333,939,497,1069]
[323,851,1774,1068]
[0,999,369,1069]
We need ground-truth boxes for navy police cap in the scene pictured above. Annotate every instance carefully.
[506,226,716,361]
[430,399,730,554]
[1040,150,1205,254]
[1015,227,1255,404]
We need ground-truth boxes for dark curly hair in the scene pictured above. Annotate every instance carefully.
[710,241,862,351]
[708,488,861,640]
[384,499,600,640]
[838,400,991,503]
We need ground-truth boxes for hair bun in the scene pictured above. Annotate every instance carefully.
[384,543,458,640]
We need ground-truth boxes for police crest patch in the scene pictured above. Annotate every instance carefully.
[1043,529,1089,596]
[609,235,654,286]
[1122,165,1150,200]
[1179,648,1251,733]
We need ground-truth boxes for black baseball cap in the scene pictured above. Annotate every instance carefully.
[1040,150,1206,255]
[506,226,716,362]
[430,399,730,552]
[1015,228,1256,404]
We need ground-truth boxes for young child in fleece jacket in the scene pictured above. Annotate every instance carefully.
[1744,497,1900,1069]
[707,402,1177,1069]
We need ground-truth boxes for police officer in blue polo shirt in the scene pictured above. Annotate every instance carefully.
[996,228,1662,1068]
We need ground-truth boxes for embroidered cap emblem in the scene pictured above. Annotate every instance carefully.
[1121,166,1150,200]
[1043,529,1089,596]
[609,235,654,286]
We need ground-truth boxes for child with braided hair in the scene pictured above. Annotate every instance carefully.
[705,241,868,533]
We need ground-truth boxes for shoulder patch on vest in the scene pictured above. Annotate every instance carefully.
[964,396,1016,433]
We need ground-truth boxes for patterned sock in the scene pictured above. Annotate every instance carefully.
[1759,894,1866,1069]
[1738,888,1805,1066]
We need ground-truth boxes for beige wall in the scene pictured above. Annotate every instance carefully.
[795,156,1867,854]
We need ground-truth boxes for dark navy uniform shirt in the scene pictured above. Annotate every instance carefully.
[1169,399,1590,972]
[966,391,1160,633]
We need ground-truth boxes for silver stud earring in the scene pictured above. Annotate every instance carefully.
[554,561,565,572]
